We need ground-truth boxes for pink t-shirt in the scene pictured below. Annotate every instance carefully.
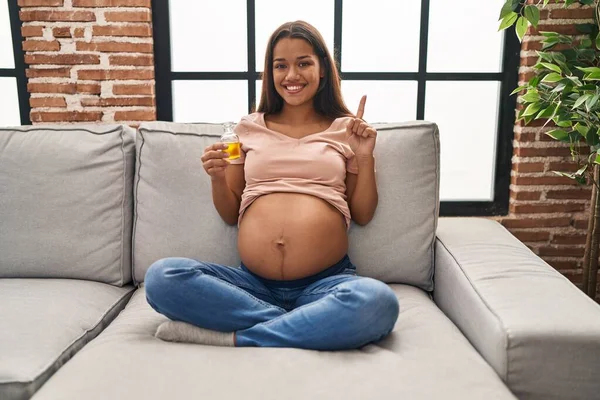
[229,112,359,229]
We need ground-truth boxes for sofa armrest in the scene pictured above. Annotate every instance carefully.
[434,217,600,400]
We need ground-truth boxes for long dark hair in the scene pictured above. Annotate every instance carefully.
[256,20,353,120]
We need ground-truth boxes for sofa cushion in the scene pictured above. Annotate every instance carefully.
[0,124,136,285]
[30,285,514,400]
[0,279,134,400]
[133,121,439,289]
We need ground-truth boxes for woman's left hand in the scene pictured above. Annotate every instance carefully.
[347,95,377,157]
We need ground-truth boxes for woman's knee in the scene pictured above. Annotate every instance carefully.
[145,257,196,300]
[346,278,400,332]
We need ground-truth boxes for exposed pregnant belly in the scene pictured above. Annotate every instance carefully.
[237,193,348,280]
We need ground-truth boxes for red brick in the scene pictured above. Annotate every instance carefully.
[18,0,63,5]
[546,189,592,200]
[501,217,572,229]
[519,71,537,82]
[523,40,542,51]
[73,0,150,6]
[109,55,153,66]
[20,10,96,22]
[25,54,100,65]
[114,110,155,121]
[73,28,86,38]
[546,261,581,271]
[574,219,588,229]
[515,131,536,142]
[511,175,579,186]
[81,96,155,107]
[510,203,585,214]
[76,41,153,53]
[548,162,584,172]
[93,25,152,37]
[22,40,60,52]
[29,97,67,108]
[52,27,71,38]
[112,83,154,95]
[76,83,101,94]
[513,162,545,173]
[21,26,44,37]
[538,246,584,257]
[550,8,595,19]
[77,69,154,80]
[28,82,76,94]
[553,234,587,245]
[515,147,579,157]
[104,11,151,22]
[511,191,542,201]
[30,111,102,122]
[512,230,551,242]
[26,67,71,78]
[528,24,581,36]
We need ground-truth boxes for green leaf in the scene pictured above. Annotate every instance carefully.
[500,0,515,20]
[596,32,600,50]
[516,16,529,40]
[573,94,592,108]
[522,90,541,102]
[576,67,600,74]
[522,102,542,116]
[575,122,589,136]
[595,153,600,164]
[580,38,593,48]
[586,94,599,111]
[556,119,573,127]
[499,12,519,31]
[585,72,600,80]
[576,23,595,34]
[540,62,562,73]
[511,85,528,95]
[586,127,599,146]
[524,6,540,27]
[545,129,570,141]
[579,0,595,5]
[542,73,562,83]
[537,103,558,118]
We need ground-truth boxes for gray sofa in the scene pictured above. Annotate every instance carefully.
[1,121,599,400]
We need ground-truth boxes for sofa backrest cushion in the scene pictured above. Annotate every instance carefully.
[133,121,439,290]
[0,124,135,286]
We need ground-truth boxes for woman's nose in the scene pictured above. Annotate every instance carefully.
[286,66,299,80]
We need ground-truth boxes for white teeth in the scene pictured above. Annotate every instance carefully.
[286,85,303,91]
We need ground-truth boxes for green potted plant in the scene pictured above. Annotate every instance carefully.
[499,0,600,298]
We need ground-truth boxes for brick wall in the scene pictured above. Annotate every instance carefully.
[16,1,598,298]
[495,1,599,300]
[19,0,156,126]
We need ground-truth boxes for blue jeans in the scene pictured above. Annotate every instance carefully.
[144,255,399,350]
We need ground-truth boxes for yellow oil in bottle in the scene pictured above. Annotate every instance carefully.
[224,142,240,160]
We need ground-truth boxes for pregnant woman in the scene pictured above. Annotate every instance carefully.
[144,20,399,350]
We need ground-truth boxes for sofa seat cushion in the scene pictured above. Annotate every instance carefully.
[0,279,135,400]
[31,285,515,400]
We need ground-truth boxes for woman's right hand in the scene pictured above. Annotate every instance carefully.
[201,142,230,180]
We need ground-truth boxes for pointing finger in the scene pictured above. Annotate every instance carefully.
[356,95,367,120]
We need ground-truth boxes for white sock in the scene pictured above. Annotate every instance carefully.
[155,321,235,347]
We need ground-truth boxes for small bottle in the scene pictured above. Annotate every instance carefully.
[220,122,240,160]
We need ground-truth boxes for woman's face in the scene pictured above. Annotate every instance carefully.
[271,38,324,108]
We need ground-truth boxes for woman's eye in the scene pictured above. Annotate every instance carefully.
[274,64,286,69]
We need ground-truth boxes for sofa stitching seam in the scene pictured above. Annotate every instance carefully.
[119,127,126,286]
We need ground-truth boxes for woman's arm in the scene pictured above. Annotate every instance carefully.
[211,164,245,226]
[345,155,378,225]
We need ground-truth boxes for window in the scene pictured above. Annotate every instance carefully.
[152,0,519,216]
[1,1,29,126]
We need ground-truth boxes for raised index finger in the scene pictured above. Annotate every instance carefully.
[356,95,367,120]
